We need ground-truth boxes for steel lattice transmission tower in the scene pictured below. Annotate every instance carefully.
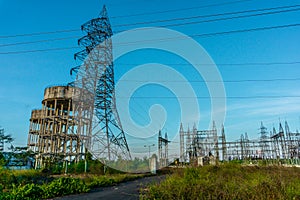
[71,5,131,161]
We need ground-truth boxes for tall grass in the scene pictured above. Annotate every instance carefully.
[141,163,300,200]
[0,167,50,190]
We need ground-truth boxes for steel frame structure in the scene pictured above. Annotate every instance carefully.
[180,122,218,162]
[72,6,130,161]
[158,130,169,167]
[179,121,300,164]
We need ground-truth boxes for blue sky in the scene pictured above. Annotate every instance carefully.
[0,0,300,158]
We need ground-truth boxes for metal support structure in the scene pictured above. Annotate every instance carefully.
[71,5,130,161]
[285,121,298,159]
[180,122,219,163]
[158,130,169,167]
[186,126,191,162]
[259,122,271,159]
[179,121,300,164]
[279,122,287,159]
[144,144,155,159]
[221,125,227,161]
[179,123,184,162]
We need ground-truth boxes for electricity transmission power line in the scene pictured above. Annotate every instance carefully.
[0,3,299,40]
[156,7,300,29]
[117,77,300,83]
[0,36,80,47]
[0,29,79,39]
[0,0,254,38]
[1,4,300,47]
[114,4,300,27]
[113,23,300,46]
[116,61,300,66]
[117,96,300,99]
[110,0,253,18]
[0,22,299,55]
[0,46,80,54]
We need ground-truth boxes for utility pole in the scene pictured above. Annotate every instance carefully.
[144,144,155,171]
[144,144,155,159]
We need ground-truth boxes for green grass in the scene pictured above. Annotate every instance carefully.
[0,167,147,199]
[140,163,300,200]
[0,167,51,190]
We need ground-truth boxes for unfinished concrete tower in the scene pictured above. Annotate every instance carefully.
[27,86,92,168]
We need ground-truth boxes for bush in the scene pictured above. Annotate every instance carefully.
[43,177,90,198]
[11,183,44,200]
[88,176,115,188]
[0,169,17,189]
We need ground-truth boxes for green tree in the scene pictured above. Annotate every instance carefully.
[0,132,14,167]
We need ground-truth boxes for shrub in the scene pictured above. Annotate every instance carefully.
[11,183,44,200]
[42,177,90,198]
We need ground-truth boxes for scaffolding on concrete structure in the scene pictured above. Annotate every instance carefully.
[27,86,92,168]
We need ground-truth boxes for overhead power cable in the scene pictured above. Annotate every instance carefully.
[117,77,300,83]
[2,4,300,46]
[0,46,80,54]
[113,23,300,46]
[116,61,300,66]
[0,2,298,39]
[0,23,299,55]
[116,96,300,99]
[0,0,251,39]
[0,36,80,47]
[110,0,253,18]
[0,29,79,39]
[157,7,300,28]
[114,4,300,27]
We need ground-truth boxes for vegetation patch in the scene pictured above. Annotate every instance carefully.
[0,167,147,199]
[140,163,300,200]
